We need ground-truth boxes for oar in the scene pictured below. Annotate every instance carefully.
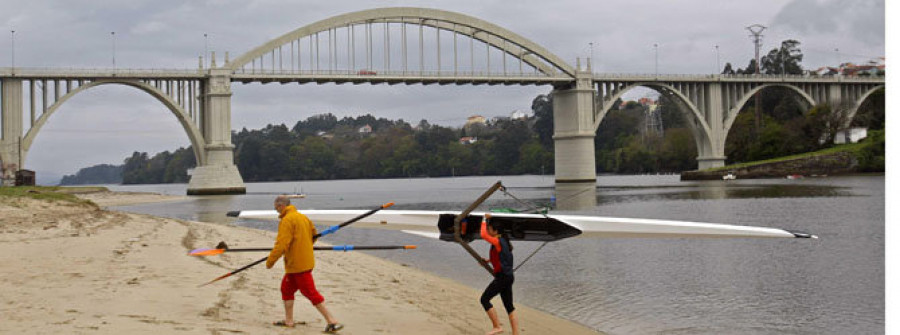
[199,202,395,287]
[314,202,395,238]
[190,245,416,256]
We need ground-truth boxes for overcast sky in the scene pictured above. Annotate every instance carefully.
[0,0,887,183]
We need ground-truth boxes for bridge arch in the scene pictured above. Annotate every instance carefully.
[226,7,575,77]
[846,84,885,126]
[593,83,713,153]
[723,83,816,136]
[22,80,207,166]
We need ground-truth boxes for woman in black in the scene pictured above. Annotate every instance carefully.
[479,214,520,335]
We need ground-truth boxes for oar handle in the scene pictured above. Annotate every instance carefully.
[314,202,394,239]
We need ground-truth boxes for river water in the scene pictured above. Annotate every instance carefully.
[106,174,884,335]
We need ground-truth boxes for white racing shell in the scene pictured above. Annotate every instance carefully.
[227,210,816,239]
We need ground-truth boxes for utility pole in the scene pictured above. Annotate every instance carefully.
[715,45,720,74]
[834,48,841,75]
[589,42,594,71]
[204,33,208,68]
[111,31,117,72]
[746,24,766,134]
[653,43,658,77]
[10,30,15,72]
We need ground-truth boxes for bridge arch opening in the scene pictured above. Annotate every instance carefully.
[848,86,885,130]
[23,81,205,184]
[723,85,823,165]
[594,83,708,173]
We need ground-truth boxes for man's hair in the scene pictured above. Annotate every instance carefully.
[275,195,291,206]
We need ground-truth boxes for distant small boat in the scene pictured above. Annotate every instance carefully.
[722,172,737,180]
[786,174,804,180]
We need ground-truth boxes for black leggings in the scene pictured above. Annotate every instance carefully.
[480,274,515,313]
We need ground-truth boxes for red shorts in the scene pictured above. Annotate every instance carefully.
[280,271,325,305]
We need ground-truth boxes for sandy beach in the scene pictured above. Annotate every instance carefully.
[0,190,601,334]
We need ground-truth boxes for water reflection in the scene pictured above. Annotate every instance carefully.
[554,182,598,210]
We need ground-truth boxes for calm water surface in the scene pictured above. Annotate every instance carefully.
[107,175,884,335]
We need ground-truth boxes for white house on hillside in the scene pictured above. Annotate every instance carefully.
[834,127,868,144]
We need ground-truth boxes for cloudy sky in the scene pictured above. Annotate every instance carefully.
[0,0,887,183]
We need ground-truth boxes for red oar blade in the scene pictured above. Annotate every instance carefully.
[199,256,268,287]
[198,272,233,287]
[189,248,226,256]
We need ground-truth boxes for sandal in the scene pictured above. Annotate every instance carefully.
[273,320,294,328]
[324,323,344,333]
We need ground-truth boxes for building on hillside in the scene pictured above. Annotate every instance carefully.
[638,97,657,106]
[459,136,478,145]
[810,57,885,76]
[358,124,373,134]
[510,109,530,120]
[317,131,334,140]
[466,115,486,126]
[833,127,868,144]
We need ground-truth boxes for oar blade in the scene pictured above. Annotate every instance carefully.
[198,272,232,287]
[189,248,226,256]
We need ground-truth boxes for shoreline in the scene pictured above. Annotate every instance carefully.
[0,190,602,334]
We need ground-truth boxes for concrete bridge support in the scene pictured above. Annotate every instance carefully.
[552,67,596,209]
[186,69,246,195]
[697,83,727,170]
[1,79,24,185]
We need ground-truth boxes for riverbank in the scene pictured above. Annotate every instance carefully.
[0,189,601,334]
[682,131,885,180]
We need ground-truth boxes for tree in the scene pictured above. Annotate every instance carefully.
[722,62,736,74]
[531,94,554,149]
[851,87,885,130]
[658,128,697,171]
[737,58,759,74]
[290,136,336,180]
[122,152,150,184]
[515,140,553,174]
[761,39,803,75]
[806,103,850,148]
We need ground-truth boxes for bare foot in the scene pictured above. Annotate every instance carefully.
[486,328,504,335]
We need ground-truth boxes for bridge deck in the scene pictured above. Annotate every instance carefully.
[1,68,884,85]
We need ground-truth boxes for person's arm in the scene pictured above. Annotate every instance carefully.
[266,220,294,268]
[480,216,501,250]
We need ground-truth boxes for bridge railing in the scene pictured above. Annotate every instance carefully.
[0,67,205,78]
[592,72,885,83]
[231,68,570,79]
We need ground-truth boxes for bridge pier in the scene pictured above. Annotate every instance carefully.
[697,82,727,170]
[186,70,246,195]
[552,67,596,209]
[1,79,24,186]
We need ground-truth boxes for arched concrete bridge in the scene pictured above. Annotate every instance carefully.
[0,7,885,196]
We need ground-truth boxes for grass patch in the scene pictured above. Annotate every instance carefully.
[707,142,869,172]
[0,186,104,205]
